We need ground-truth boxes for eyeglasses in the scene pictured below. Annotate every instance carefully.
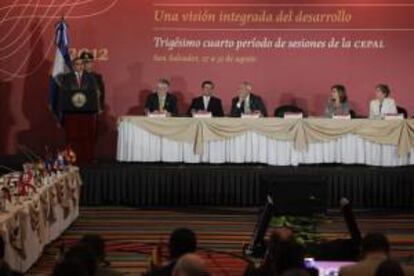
[74,62,83,66]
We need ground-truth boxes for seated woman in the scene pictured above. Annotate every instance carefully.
[369,84,397,119]
[324,84,350,117]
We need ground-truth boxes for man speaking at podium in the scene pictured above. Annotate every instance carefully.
[80,51,105,111]
[59,56,102,163]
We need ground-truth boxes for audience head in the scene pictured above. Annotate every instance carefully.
[274,227,294,241]
[274,239,305,274]
[375,259,404,276]
[80,51,94,72]
[72,57,84,73]
[64,243,98,276]
[331,84,348,103]
[361,233,390,257]
[201,81,214,97]
[262,230,305,275]
[169,228,197,260]
[172,253,209,276]
[375,84,391,100]
[80,234,106,263]
[52,259,89,276]
[156,78,170,96]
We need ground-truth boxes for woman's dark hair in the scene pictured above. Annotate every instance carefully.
[331,84,348,103]
[362,233,390,255]
[52,259,89,276]
[376,84,390,97]
[80,234,106,262]
[64,244,98,276]
[169,228,197,259]
[375,259,404,276]
[201,80,214,89]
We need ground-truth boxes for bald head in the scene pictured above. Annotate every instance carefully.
[172,254,209,276]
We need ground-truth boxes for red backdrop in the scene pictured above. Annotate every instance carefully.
[1,0,414,158]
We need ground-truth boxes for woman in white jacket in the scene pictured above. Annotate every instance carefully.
[369,84,397,119]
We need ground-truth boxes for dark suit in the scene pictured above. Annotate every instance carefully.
[60,71,97,94]
[59,71,101,114]
[188,96,224,117]
[230,93,267,117]
[145,93,178,116]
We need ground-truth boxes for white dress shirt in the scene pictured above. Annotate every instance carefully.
[203,96,210,110]
[236,94,250,110]
[369,97,397,118]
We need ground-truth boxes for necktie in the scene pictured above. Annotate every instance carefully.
[77,73,82,88]
[379,101,383,114]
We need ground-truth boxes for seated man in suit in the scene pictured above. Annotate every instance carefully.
[230,81,267,117]
[145,79,178,116]
[188,80,224,117]
[339,233,414,276]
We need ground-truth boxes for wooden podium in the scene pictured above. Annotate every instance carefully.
[60,87,100,164]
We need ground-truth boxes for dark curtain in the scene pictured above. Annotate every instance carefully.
[80,163,414,209]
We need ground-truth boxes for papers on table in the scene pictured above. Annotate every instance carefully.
[147,112,167,118]
[332,114,351,120]
[241,113,261,119]
[384,114,404,120]
[193,112,212,118]
[284,112,303,119]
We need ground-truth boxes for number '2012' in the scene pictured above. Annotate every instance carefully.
[69,48,109,61]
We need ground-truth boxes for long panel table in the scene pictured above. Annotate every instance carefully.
[117,117,414,167]
[0,167,82,272]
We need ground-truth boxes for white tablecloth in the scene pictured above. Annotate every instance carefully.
[0,167,82,272]
[117,119,414,167]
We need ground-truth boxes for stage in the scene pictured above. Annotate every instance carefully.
[79,161,414,209]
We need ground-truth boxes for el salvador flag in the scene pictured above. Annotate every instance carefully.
[49,19,73,121]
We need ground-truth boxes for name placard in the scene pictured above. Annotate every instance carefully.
[284,113,303,119]
[147,113,167,118]
[241,113,260,119]
[193,112,212,118]
[332,115,351,120]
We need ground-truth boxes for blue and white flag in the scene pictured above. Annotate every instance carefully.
[49,19,72,120]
